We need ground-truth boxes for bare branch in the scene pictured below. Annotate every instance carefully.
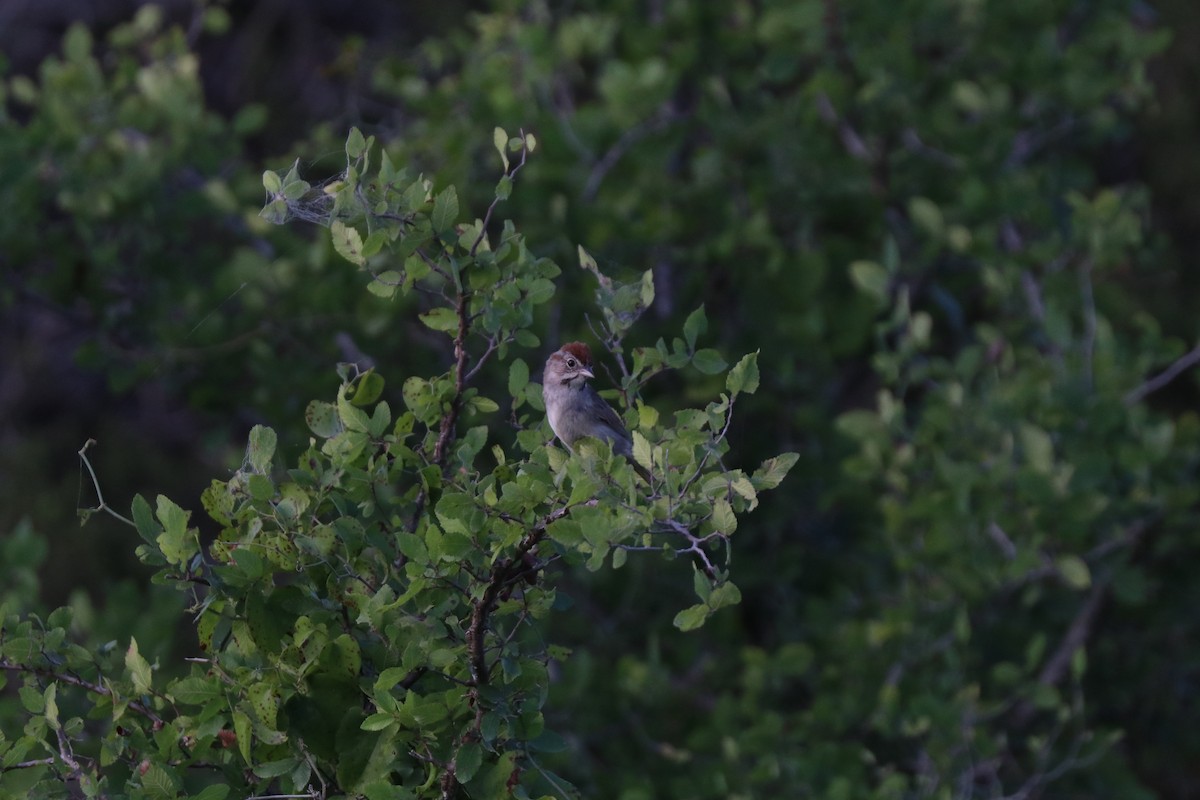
[814,92,873,162]
[1124,342,1200,406]
[582,106,675,202]
[77,440,135,527]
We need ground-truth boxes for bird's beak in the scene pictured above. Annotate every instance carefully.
[579,367,594,379]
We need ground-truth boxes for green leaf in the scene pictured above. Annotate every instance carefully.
[692,348,727,375]
[155,495,191,567]
[1057,555,1091,590]
[233,709,252,763]
[171,676,221,705]
[305,400,343,438]
[126,638,153,695]
[247,425,276,473]
[432,186,459,233]
[140,762,179,800]
[726,351,760,395]
[253,758,300,779]
[849,260,889,304]
[337,390,371,433]
[262,170,281,194]
[350,371,386,407]
[420,307,459,332]
[191,785,230,800]
[1018,422,1054,474]
[436,492,483,535]
[673,604,710,632]
[455,743,483,782]
[683,305,707,350]
[495,174,512,201]
[374,668,411,694]
[43,682,58,730]
[632,431,653,473]
[468,396,499,414]
[712,498,737,534]
[332,220,366,266]
[260,198,288,224]
[19,684,44,713]
[131,494,160,546]
[577,245,600,274]
[640,269,655,307]
[346,127,367,160]
[508,358,529,398]
[493,126,509,170]
[707,581,742,610]
[546,518,582,547]
[908,196,944,237]
[752,452,798,489]
[360,713,397,732]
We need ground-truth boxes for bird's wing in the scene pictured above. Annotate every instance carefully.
[588,389,633,449]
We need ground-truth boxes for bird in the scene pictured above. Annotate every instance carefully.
[542,341,652,483]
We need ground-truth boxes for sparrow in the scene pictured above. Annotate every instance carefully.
[542,341,652,483]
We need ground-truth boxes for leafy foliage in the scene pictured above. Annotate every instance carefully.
[1,130,794,798]
[2,1,1197,798]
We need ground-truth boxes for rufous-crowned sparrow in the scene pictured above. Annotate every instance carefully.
[543,342,651,483]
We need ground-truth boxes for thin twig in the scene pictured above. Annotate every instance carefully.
[0,659,164,726]
[1124,342,1200,406]
[678,396,736,500]
[2,758,55,771]
[77,440,135,527]
[470,133,529,257]
[462,335,506,384]
[814,92,873,162]
[582,107,675,202]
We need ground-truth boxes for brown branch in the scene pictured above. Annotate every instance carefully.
[420,136,532,507]
[465,504,585,686]
[0,659,164,726]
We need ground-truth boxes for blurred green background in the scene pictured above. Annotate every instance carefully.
[3,0,1200,796]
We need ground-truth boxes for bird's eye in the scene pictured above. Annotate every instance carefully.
[565,358,577,368]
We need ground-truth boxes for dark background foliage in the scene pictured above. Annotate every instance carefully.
[3,0,1200,797]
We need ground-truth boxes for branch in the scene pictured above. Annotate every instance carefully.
[77,440,135,527]
[657,518,718,580]
[814,92,873,163]
[678,396,736,500]
[470,132,529,257]
[1010,579,1108,727]
[1124,342,1200,406]
[582,106,675,202]
[0,659,164,726]
[1035,579,1107,689]
[2,758,55,771]
[465,503,587,685]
